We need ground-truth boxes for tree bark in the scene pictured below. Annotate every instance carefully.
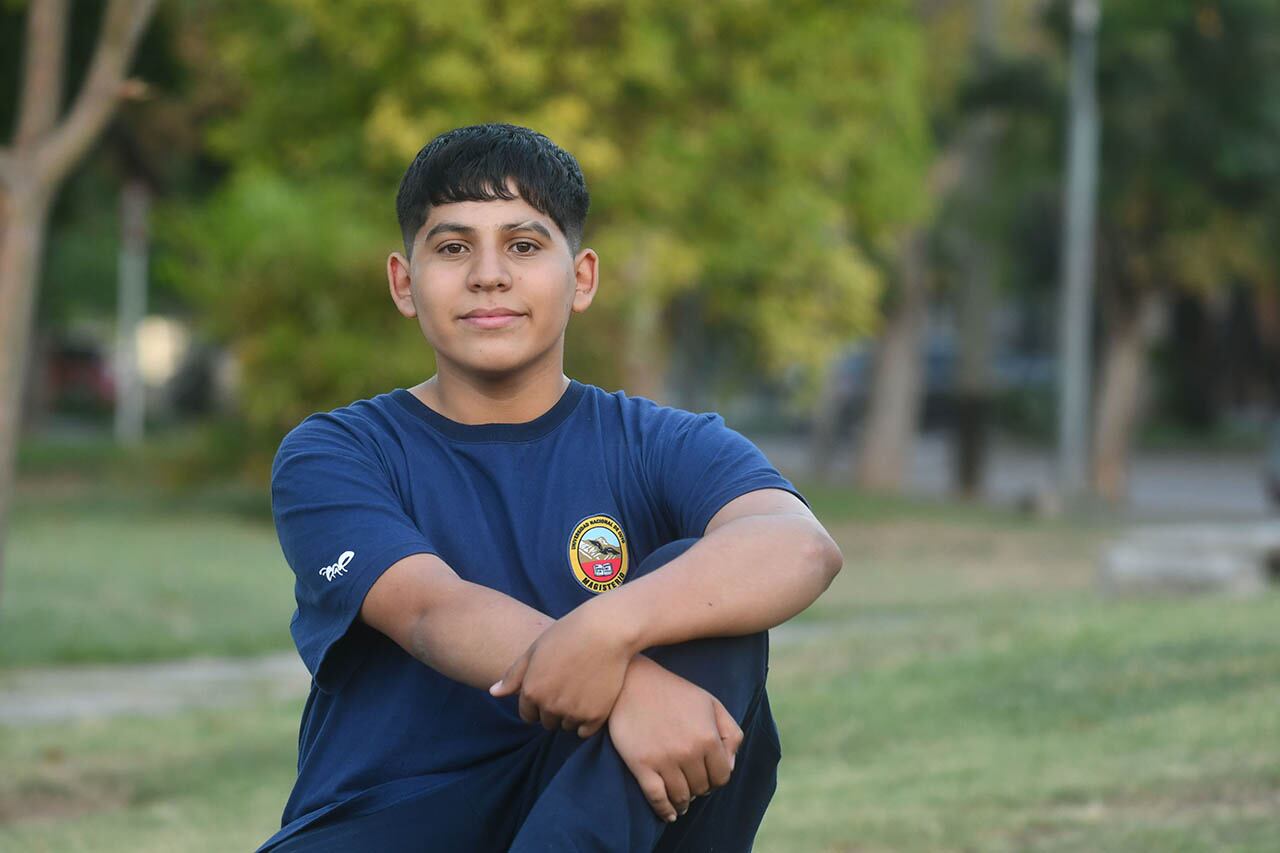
[1091,289,1161,503]
[0,190,53,599]
[0,0,158,598]
[854,231,930,492]
[950,0,1001,501]
[619,244,667,403]
[952,215,996,500]
[808,363,847,481]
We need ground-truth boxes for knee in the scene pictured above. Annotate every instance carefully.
[630,539,770,722]
[634,537,701,578]
[642,632,767,721]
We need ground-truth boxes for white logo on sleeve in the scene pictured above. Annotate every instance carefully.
[319,550,355,582]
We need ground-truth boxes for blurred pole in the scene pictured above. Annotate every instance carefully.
[115,177,149,445]
[1056,0,1101,500]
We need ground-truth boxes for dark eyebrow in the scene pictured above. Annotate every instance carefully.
[423,220,554,243]
[502,221,554,241]
[423,221,474,241]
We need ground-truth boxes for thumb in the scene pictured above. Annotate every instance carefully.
[712,699,744,759]
[489,651,530,698]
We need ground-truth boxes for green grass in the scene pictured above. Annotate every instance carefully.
[757,595,1280,851]
[3,475,1279,849]
[2,483,288,668]
[0,470,1080,670]
[0,700,301,852]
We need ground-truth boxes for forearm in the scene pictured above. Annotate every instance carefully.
[594,512,842,652]
[361,555,555,691]
[406,578,553,690]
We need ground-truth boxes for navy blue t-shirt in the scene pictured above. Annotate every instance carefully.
[263,380,801,844]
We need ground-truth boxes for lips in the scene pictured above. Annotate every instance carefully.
[462,308,523,318]
[460,307,525,329]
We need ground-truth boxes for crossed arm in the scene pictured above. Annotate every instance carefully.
[360,488,842,821]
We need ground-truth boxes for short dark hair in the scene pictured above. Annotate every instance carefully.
[395,123,590,257]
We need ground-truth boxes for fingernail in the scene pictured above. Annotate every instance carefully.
[667,814,677,823]
[729,755,736,771]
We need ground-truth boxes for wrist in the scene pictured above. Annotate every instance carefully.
[620,652,664,692]
[583,584,653,657]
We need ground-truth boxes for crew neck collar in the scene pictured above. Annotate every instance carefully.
[390,380,587,443]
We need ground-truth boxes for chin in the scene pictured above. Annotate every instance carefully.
[459,352,541,378]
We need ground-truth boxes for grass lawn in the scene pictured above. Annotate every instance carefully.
[3,473,1280,849]
[2,482,290,668]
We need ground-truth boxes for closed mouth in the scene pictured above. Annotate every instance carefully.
[461,308,524,319]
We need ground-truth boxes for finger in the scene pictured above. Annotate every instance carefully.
[539,708,562,732]
[712,699,744,755]
[635,769,677,823]
[577,718,604,739]
[517,692,540,725]
[490,652,531,697]
[660,766,692,816]
[681,756,711,800]
[704,734,733,789]
[561,716,580,733]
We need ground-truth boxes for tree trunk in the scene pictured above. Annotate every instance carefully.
[855,231,930,492]
[808,364,846,481]
[619,250,666,403]
[952,235,995,500]
[0,189,52,597]
[1091,289,1161,503]
[0,0,159,600]
[950,0,1001,501]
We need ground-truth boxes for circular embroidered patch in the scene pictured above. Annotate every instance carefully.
[568,514,629,594]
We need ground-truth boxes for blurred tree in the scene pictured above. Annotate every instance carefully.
[0,0,157,595]
[848,0,991,493]
[974,0,1280,502]
[165,0,931,461]
[1075,0,1280,500]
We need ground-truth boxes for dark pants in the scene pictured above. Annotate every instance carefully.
[266,539,781,852]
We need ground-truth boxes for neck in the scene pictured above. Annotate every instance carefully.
[413,358,570,425]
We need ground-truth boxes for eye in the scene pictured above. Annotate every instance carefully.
[439,242,467,256]
[511,240,539,255]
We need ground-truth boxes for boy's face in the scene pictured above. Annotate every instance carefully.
[387,180,598,382]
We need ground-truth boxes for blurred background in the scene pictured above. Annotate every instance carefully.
[2,1,1278,850]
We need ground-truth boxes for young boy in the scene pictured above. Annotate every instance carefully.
[259,123,842,852]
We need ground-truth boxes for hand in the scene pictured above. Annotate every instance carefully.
[489,602,634,737]
[607,655,744,823]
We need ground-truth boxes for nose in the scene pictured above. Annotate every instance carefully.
[466,243,512,292]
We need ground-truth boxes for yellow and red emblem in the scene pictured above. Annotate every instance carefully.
[568,514,629,594]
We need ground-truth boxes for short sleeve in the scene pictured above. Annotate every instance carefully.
[271,414,437,692]
[643,409,806,539]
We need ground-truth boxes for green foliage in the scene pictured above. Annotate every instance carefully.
[159,170,432,448]
[981,0,1280,299]
[167,0,932,449]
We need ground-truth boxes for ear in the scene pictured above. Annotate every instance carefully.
[388,251,417,318]
[570,248,599,314]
